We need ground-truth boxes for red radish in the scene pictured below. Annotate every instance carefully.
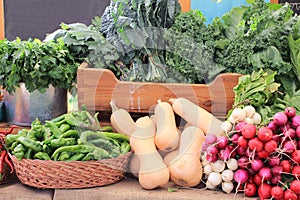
[251,159,264,172]
[230,133,239,144]
[272,134,281,142]
[246,147,256,158]
[271,185,284,199]
[227,145,236,158]
[257,150,270,159]
[296,126,300,138]
[292,115,300,128]
[270,174,281,185]
[248,137,264,152]
[253,173,262,185]
[283,140,297,154]
[273,112,288,126]
[284,128,296,139]
[216,136,228,149]
[281,160,292,173]
[237,146,247,156]
[284,189,297,200]
[233,169,249,192]
[244,182,257,197]
[242,124,257,139]
[292,150,300,164]
[280,123,291,133]
[285,107,297,118]
[257,127,273,142]
[201,143,209,151]
[271,166,283,176]
[207,145,219,155]
[264,139,278,153]
[259,167,272,181]
[218,147,231,161]
[235,121,247,132]
[269,156,281,167]
[206,154,218,162]
[238,157,250,169]
[268,121,278,132]
[258,183,272,200]
[248,168,256,176]
[237,136,248,149]
[205,134,218,145]
[292,165,300,179]
[290,180,300,195]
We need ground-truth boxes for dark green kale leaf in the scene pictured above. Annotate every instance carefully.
[100,0,182,82]
[165,9,225,84]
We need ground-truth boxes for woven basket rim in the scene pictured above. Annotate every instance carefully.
[9,151,133,189]
[9,151,132,163]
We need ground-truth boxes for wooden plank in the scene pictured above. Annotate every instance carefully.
[53,176,251,200]
[0,180,53,200]
[270,0,279,3]
[77,63,241,120]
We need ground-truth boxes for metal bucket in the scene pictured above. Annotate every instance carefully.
[4,84,67,126]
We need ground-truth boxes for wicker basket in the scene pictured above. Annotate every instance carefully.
[9,151,132,189]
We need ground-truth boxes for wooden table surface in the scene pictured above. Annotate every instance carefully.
[0,173,255,200]
[0,123,255,200]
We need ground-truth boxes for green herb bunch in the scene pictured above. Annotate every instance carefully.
[0,38,79,94]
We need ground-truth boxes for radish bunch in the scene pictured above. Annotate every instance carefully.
[201,134,238,194]
[202,106,300,199]
[230,106,300,199]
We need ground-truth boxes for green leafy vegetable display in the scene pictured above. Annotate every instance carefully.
[230,69,299,125]
[0,38,79,94]
[100,0,182,82]
[164,9,225,84]
[45,22,120,75]
[1,0,300,118]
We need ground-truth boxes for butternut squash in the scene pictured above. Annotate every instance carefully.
[169,97,224,136]
[163,149,179,166]
[154,100,180,152]
[110,101,136,137]
[168,126,205,187]
[130,116,170,190]
[129,153,139,178]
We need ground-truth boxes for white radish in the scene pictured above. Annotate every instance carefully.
[206,181,217,190]
[222,181,234,194]
[243,105,256,118]
[221,121,233,133]
[211,160,226,173]
[226,158,238,171]
[207,172,222,186]
[203,164,213,176]
[252,112,262,125]
[244,117,254,124]
[228,108,246,124]
[221,169,234,182]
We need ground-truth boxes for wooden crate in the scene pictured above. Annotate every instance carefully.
[77,62,241,122]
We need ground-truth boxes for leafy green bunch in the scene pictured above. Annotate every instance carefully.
[164,9,225,84]
[44,20,120,75]
[0,38,79,94]
[100,0,182,82]
[211,0,298,84]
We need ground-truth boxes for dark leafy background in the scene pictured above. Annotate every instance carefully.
[0,0,299,116]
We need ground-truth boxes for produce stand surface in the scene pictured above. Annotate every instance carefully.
[0,124,254,200]
[0,174,253,200]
